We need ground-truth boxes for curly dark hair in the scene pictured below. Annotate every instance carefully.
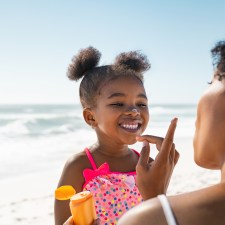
[211,40,225,74]
[67,46,151,108]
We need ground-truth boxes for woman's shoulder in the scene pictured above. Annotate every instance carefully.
[169,184,225,224]
[118,197,166,225]
[118,184,225,225]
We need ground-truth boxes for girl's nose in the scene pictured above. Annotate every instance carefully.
[131,108,138,113]
[125,107,140,116]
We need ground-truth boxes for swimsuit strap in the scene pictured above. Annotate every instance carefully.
[132,149,140,156]
[158,195,177,225]
[85,148,98,170]
[85,148,140,170]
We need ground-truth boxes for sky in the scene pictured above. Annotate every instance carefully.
[1,0,225,104]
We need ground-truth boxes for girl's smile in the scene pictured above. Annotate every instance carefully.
[119,121,142,132]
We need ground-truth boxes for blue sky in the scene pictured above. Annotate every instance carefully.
[1,0,225,104]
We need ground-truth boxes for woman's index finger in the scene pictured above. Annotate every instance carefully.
[157,118,178,158]
[164,118,178,142]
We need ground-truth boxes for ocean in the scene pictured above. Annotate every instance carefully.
[0,104,196,180]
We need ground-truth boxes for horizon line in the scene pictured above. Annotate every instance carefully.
[0,102,197,105]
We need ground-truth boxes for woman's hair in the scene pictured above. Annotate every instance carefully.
[211,40,225,74]
[67,46,151,108]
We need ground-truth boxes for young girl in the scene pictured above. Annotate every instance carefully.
[54,47,179,225]
[117,40,225,225]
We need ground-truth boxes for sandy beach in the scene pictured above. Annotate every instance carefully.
[0,138,220,225]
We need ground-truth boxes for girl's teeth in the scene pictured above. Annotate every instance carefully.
[121,124,138,129]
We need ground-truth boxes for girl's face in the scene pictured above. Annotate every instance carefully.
[193,73,225,169]
[92,75,149,146]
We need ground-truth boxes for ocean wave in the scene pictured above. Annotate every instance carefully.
[0,104,196,138]
[0,112,83,120]
[0,117,87,137]
[0,120,30,136]
[150,106,196,116]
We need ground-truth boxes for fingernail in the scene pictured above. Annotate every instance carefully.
[172,117,178,124]
[142,140,148,147]
[136,135,140,140]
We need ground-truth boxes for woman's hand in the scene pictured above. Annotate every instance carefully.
[63,216,101,225]
[136,118,179,200]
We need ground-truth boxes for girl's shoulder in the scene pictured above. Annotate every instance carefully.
[57,150,91,192]
[64,150,91,172]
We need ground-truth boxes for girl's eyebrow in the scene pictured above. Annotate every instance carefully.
[107,92,147,99]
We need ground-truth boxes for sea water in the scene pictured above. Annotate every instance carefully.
[0,104,196,180]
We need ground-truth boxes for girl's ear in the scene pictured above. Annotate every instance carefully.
[83,108,97,128]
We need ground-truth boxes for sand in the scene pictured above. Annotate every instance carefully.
[0,138,220,225]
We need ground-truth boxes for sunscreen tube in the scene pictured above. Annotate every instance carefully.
[70,191,97,225]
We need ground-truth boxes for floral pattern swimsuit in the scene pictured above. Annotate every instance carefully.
[82,148,143,225]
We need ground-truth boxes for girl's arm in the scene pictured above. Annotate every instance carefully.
[54,153,86,225]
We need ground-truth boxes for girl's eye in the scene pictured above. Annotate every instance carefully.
[111,103,124,107]
[137,103,147,108]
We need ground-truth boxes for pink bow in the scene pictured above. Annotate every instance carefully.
[83,162,110,181]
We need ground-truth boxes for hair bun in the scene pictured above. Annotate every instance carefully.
[211,40,225,72]
[67,46,101,81]
[114,51,151,73]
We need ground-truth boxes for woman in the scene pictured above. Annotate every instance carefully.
[117,40,225,225]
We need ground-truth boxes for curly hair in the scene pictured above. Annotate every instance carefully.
[211,40,225,74]
[67,46,151,108]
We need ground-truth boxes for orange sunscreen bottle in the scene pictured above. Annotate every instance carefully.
[55,186,97,225]
[70,191,97,225]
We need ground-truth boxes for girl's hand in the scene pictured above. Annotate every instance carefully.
[63,216,101,225]
[63,216,74,225]
[136,118,179,200]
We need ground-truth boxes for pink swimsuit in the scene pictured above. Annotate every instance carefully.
[83,148,143,225]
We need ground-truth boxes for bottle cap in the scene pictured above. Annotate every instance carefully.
[70,191,92,204]
[55,185,76,200]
